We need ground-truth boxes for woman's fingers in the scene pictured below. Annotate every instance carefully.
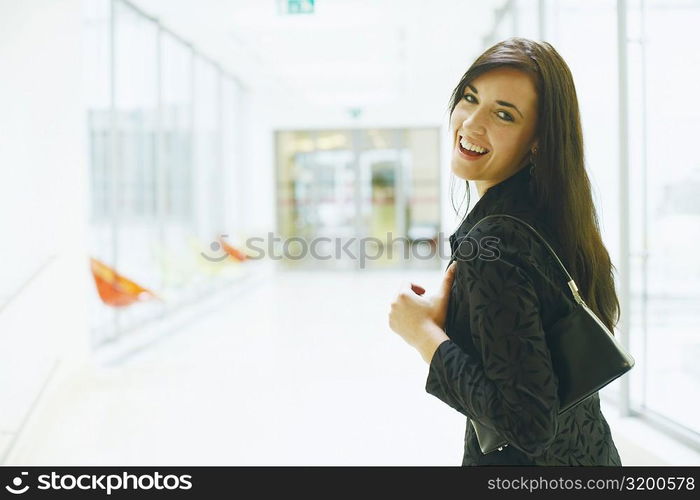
[440,261,457,296]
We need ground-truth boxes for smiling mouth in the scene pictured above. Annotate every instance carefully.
[457,141,491,158]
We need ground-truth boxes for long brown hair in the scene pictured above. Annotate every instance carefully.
[448,37,620,333]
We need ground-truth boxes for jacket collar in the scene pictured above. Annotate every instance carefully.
[448,165,535,254]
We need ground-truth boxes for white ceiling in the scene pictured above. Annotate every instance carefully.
[132,0,504,123]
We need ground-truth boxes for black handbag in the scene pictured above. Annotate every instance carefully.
[449,213,635,455]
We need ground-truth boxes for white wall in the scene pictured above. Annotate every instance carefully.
[0,0,90,460]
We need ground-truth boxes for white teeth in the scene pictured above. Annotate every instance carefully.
[459,137,487,154]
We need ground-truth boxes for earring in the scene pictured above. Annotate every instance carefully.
[529,147,538,175]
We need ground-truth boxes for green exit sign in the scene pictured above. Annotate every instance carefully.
[280,0,315,15]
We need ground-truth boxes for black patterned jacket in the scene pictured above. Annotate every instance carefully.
[425,165,622,466]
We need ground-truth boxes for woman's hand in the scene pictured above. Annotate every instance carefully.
[388,262,457,363]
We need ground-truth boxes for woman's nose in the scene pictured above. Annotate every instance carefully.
[462,109,487,135]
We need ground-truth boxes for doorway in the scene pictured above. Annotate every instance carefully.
[275,128,441,270]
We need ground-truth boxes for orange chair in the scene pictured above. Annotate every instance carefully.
[90,258,159,307]
[219,238,249,262]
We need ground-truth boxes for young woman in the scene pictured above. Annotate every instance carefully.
[388,37,622,466]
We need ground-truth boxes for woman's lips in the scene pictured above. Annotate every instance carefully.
[457,141,489,161]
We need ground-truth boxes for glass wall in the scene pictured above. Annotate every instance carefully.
[625,0,700,436]
[112,0,162,336]
[83,0,244,347]
[494,0,700,446]
[159,30,195,302]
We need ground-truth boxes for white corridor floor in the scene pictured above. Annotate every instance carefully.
[6,270,700,466]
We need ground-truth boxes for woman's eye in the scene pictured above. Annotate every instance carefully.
[462,94,514,122]
[497,110,514,122]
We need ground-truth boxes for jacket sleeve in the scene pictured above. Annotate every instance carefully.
[425,221,560,457]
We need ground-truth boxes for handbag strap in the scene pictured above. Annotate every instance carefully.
[450,213,586,306]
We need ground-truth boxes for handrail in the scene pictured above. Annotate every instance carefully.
[0,254,57,317]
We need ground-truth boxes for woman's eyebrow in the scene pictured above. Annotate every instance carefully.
[465,83,524,119]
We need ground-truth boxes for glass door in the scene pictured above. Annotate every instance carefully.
[276,128,441,271]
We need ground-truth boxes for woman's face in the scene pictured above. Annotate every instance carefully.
[450,67,539,195]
